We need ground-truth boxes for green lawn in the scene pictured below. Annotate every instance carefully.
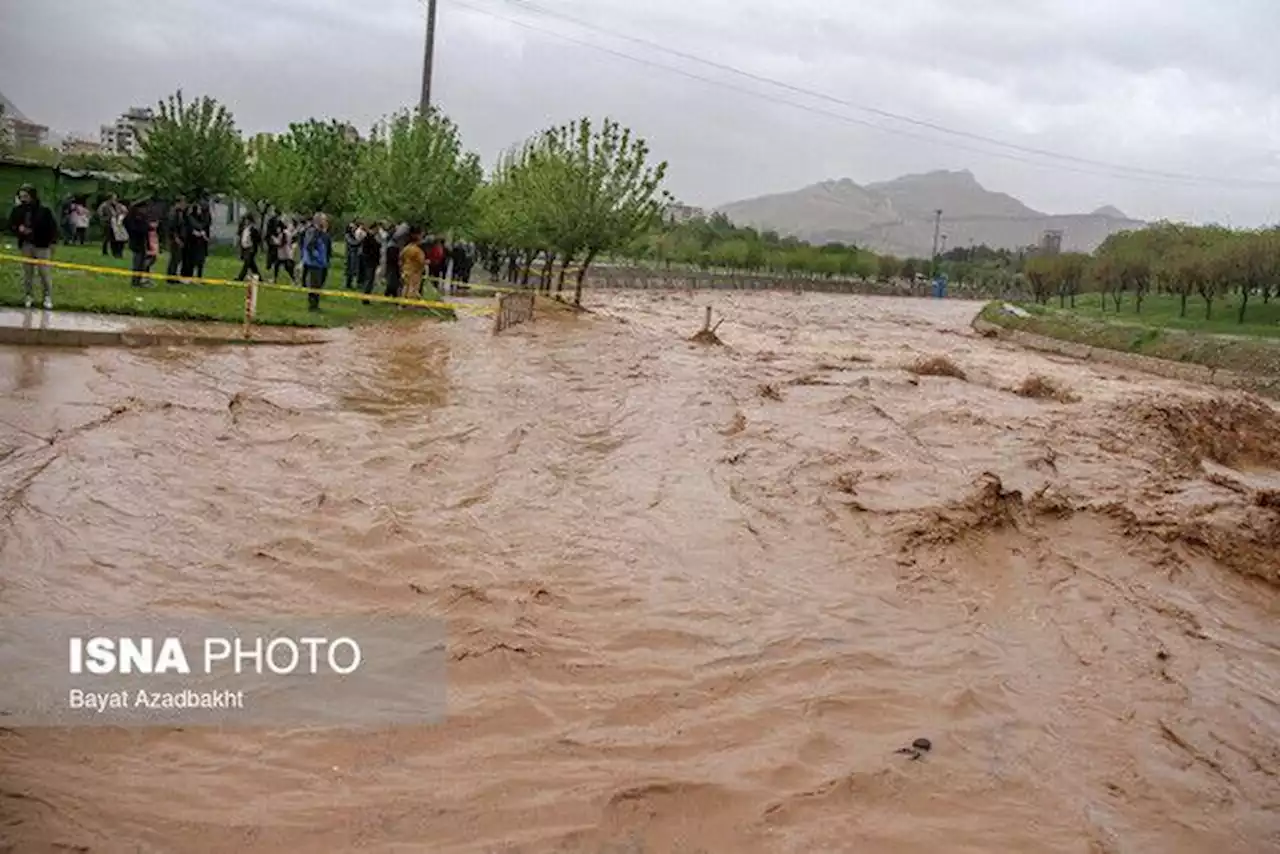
[1060,290,1280,339]
[0,243,454,327]
[981,295,1280,378]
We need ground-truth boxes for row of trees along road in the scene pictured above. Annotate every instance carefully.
[618,210,1280,324]
[1019,223,1280,322]
[473,118,669,305]
[133,90,669,305]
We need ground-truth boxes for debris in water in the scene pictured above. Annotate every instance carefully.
[895,737,933,760]
[908,355,967,380]
[690,305,725,345]
[758,383,783,401]
[1014,374,1080,403]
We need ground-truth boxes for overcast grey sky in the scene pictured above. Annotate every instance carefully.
[3,0,1278,225]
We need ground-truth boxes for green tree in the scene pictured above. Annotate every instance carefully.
[1055,253,1089,308]
[1224,230,1280,324]
[354,107,482,232]
[280,119,362,216]
[877,254,899,282]
[137,90,244,200]
[240,133,304,228]
[1024,254,1056,304]
[545,118,669,304]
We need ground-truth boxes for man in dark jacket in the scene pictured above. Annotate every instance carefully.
[450,241,473,285]
[124,200,155,288]
[7,184,59,310]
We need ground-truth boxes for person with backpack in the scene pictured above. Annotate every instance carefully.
[7,184,59,310]
[234,214,262,281]
[300,213,333,311]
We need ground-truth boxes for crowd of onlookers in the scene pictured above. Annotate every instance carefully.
[8,184,481,313]
[229,212,477,309]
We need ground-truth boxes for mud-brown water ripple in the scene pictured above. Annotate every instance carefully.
[2,293,1279,853]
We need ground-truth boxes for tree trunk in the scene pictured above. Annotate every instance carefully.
[1205,298,1213,320]
[541,252,556,292]
[1179,293,1188,317]
[573,249,598,306]
[520,254,533,287]
[1112,291,1122,312]
[1238,287,1250,324]
[558,253,575,293]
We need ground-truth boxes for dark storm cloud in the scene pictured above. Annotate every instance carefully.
[3,0,1276,225]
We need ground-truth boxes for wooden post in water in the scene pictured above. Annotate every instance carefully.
[243,278,258,339]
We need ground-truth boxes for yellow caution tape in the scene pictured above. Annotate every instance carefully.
[0,252,496,315]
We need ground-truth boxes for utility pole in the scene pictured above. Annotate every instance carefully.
[930,209,943,276]
[419,0,438,114]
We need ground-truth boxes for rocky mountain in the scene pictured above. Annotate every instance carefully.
[716,170,1144,257]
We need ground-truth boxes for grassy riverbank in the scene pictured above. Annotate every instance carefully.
[0,243,452,327]
[979,298,1280,378]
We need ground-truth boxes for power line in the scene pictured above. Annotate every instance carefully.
[465,0,1280,191]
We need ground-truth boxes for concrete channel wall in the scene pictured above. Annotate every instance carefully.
[973,317,1280,399]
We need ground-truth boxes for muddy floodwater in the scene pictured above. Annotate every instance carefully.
[2,292,1279,853]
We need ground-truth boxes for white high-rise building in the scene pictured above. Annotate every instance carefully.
[100,107,155,156]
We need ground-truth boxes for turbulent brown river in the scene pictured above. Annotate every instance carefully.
[2,292,1279,854]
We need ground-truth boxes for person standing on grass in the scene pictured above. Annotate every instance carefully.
[165,197,187,283]
[7,184,58,310]
[273,218,298,283]
[187,200,212,279]
[300,213,333,311]
[384,223,408,300]
[98,194,120,255]
[59,197,74,244]
[125,199,156,288]
[399,226,426,302]
[234,214,263,281]
[69,199,90,245]
[110,199,129,258]
[344,220,363,290]
[359,221,381,299]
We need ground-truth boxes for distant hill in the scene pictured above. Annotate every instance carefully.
[716,170,1145,257]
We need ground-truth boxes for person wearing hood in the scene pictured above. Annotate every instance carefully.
[7,184,59,310]
[300,213,333,311]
